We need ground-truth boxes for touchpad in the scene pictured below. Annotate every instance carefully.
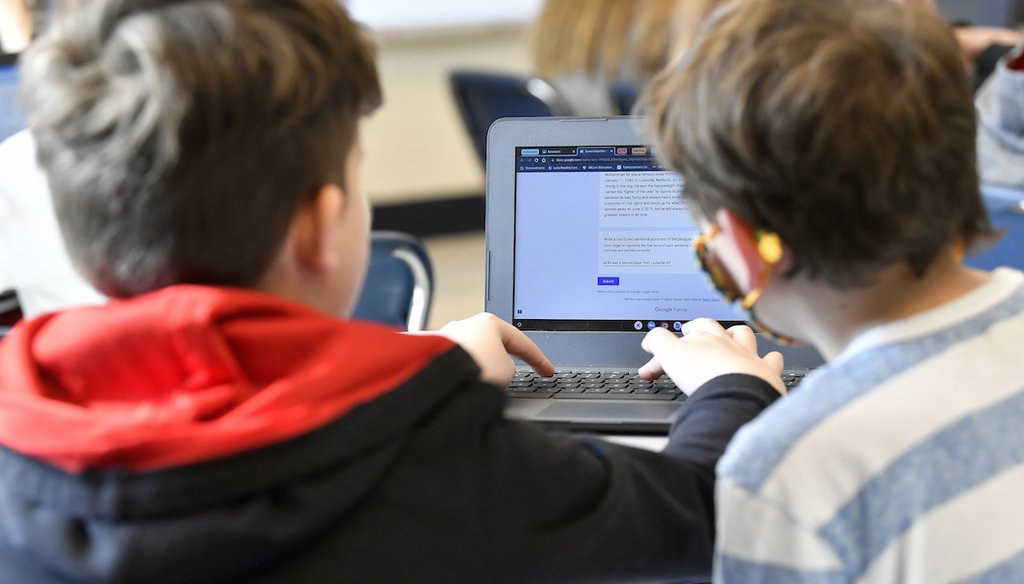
[536,402,680,422]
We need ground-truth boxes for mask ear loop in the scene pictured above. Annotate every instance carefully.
[743,230,804,346]
[740,231,783,309]
[694,225,802,345]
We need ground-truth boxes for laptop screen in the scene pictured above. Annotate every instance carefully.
[513,145,745,332]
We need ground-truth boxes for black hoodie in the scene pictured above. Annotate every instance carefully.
[0,287,778,583]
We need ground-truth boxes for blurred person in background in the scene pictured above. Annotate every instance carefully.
[976,40,1024,187]
[0,0,56,54]
[897,0,1024,187]
[0,0,31,53]
[532,0,680,115]
[897,0,1022,87]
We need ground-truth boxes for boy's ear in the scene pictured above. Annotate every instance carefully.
[293,184,345,273]
[714,207,770,292]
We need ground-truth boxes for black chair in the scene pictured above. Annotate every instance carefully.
[449,70,573,166]
[610,82,643,116]
[352,230,435,332]
[966,184,1024,271]
[0,289,23,339]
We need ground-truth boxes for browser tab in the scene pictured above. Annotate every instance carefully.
[578,147,616,156]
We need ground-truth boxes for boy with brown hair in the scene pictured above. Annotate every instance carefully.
[0,0,781,581]
[640,0,1024,581]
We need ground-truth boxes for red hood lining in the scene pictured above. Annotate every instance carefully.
[0,286,455,472]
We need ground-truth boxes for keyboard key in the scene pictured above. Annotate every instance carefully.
[780,373,804,389]
[556,391,675,400]
[507,370,685,401]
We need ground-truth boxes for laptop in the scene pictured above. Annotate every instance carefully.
[484,116,824,433]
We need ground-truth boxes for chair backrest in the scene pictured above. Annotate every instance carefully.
[0,289,23,340]
[352,230,434,332]
[449,70,572,165]
[610,82,643,116]
[0,53,25,143]
[966,184,1024,271]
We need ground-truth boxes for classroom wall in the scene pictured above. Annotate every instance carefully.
[360,26,533,207]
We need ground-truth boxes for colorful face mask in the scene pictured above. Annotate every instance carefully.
[693,225,801,345]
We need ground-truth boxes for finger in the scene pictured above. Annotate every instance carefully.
[497,320,555,377]
[637,355,664,380]
[495,356,516,386]
[641,326,681,356]
[680,318,727,337]
[726,324,758,353]
[762,351,785,375]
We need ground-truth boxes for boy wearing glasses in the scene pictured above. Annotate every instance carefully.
[638,0,1024,581]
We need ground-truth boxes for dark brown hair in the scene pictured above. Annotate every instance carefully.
[22,0,382,297]
[642,0,992,286]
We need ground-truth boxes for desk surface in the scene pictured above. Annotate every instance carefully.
[601,434,668,452]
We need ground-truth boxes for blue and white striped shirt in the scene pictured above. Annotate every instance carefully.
[715,268,1024,584]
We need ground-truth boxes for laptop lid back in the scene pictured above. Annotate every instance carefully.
[485,116,823,371]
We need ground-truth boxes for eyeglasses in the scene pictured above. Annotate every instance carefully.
[694,225,782,310]
[694,226,744,306]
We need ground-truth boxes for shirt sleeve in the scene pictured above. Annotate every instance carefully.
[715,476,846,584]
[473,373,780,582]
[663,373,782,468]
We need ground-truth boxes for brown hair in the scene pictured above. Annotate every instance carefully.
[642,0,992,286]
[534,0,679,82]
[669,0,732,61]
[21,0,381,297]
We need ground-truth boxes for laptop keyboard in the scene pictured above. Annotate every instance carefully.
[508,370,805,400]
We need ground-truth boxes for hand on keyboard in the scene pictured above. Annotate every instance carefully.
[437,313,555,386]
[638,319,786,396]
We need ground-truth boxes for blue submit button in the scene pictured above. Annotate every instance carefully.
[597,277,620,286]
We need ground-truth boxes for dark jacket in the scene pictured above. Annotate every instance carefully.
[0,286,777,583]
